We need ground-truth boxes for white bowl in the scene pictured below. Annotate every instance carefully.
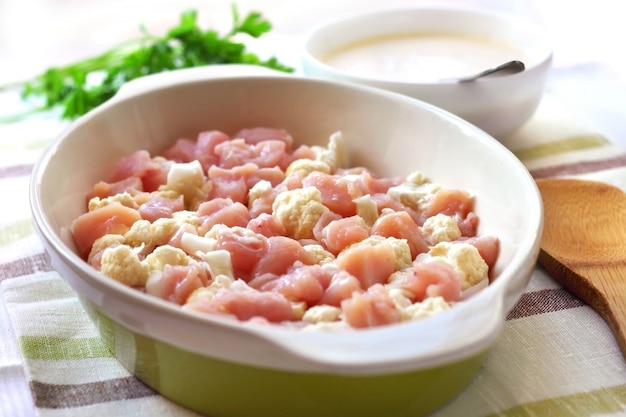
[302,6,553,138]
[30,65,542,417]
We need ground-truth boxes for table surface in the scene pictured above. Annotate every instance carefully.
[2,1,626,416]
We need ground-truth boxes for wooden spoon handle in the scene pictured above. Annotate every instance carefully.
[539,250,626,357]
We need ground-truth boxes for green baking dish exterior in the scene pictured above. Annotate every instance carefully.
[88,301,487,417]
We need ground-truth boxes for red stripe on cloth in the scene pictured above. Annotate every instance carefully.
[0,164,34,179]
[31,377,156,409]
[507,288,585,320]
[530,153,626,179]
[0,253,53,282]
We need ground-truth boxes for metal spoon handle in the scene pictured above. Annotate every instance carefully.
[442,60,526,83]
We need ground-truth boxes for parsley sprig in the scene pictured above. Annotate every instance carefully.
[0,6,293,123]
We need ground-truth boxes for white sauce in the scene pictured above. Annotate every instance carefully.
[323,33,524,83]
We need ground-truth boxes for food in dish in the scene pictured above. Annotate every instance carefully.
[71,127,498,330]
[322,32,524,83]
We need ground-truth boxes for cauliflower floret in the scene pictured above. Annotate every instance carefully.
[405,170,428,186]
[303,244,335,264]
[406,296,450,320]
[151,212,200,244]
[285,159,332,176]
[124,219,153,248]
[353,194,379,226]
[387,171,441,212]
[100,244,149,286]
[301,320,351,332]
[302,305,342,323]
[310,130,346,172]
[388,288,451,320]
[184,276,253,306]
[88,234,126,263]
[228,278,256,292]
[159,160,209,209]
[346,235,412,271]
[171,209,202,224]
[143,245,192,272]
[185,274,236,303]
[272,187,329,240]
[291,301,308,321]
[88,192,139,211]
[386,237,413,271]
[385,267,415,297]
[123,213,200,254]
[428,241,488,290]
[154,188,180,201]
[388,287,413,318]
[247,180,273,208]
[421,213,462,244]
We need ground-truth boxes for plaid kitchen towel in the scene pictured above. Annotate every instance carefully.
[2,64,626,417]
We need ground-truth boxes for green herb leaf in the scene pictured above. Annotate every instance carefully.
[0,5,293,123]
[231,7,272,38]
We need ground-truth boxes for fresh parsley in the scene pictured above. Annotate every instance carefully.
[0,5,293,123]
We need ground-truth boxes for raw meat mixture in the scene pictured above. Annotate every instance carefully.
[71,127,498,331]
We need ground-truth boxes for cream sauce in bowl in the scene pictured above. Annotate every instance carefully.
[323,33,524,83]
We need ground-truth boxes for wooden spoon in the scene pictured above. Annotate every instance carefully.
[536,178,626,358]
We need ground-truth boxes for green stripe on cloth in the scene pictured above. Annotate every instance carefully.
[19,335,113,360]
[486,385,626,417]
[0,137,53,151]
[25,138,52,150]
[513,134,610,161]
[0,218,35,246]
